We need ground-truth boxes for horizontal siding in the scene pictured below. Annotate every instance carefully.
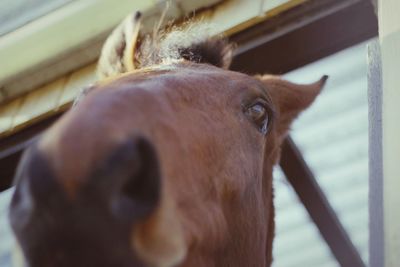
[0,189,16,267]
[272,40,371,266]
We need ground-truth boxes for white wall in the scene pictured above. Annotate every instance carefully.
[378,0,400,266]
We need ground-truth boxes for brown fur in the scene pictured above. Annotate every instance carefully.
[9,14,326,267]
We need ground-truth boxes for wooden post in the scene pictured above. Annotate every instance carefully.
[280,137,366,267]
[376,0,400,266]
[368,40,384,267]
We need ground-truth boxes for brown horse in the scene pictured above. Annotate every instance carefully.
[9,14,326,267]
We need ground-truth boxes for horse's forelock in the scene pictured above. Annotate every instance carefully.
[98,14,234,79]
[137,22,233,69]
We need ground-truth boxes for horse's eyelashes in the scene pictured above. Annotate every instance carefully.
[248,104,266,121]
[245,101,270,135]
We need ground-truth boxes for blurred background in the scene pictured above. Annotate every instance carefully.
[0,0,379,266]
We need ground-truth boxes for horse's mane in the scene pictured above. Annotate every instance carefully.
[97,13,234,80]
[137,22,233,69]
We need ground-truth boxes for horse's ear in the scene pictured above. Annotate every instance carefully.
[97,11,142,79]
[259,75,328,137]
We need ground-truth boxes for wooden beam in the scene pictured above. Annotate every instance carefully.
[230,0,378,74]
[280,137,366,267]
[0,0,224,103]
[0,0,73,36]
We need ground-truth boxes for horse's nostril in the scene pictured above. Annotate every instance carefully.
[8,137,162,267]
[95,136,162,222]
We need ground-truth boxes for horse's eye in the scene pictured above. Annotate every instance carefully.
[245,102,270,135]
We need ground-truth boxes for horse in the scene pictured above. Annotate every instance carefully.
[8,12,327,267]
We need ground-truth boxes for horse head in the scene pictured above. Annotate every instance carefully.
[9,13,326,267]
